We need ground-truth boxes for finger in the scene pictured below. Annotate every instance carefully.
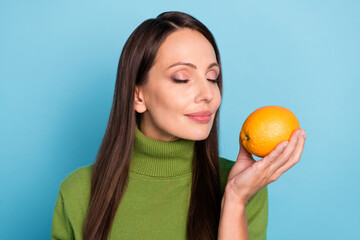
[237,134,254,160]
[259,129,301,168]
[269,129,303,171]
[270,130,306,181]
[253,140,288,177]
[261,140,289,166]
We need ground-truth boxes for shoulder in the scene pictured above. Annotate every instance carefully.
[52,165,94,235]
[58,164,93,199]
[219,157,235,196]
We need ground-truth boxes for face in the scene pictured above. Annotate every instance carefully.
[134,28,222,142]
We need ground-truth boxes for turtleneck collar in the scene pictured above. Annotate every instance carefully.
[129,125,195,178]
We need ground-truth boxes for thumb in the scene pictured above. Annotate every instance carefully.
[237,134,254,160]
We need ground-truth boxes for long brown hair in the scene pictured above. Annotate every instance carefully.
[83,11,223,240]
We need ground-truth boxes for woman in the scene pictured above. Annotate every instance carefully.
[51,11,306,240]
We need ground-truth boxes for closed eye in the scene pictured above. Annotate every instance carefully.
[172,78,219,84]
[172,78,189,83]
[207,79,219,83]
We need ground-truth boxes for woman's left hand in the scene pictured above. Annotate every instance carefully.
[224,129,306,205]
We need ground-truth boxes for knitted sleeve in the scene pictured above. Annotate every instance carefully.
[219,157,268,240]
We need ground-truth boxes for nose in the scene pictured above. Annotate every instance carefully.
[194,77,215,103]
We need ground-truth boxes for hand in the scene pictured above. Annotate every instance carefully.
[225,129,306,205]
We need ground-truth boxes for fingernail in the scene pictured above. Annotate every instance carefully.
[297,130,302,138]
[283,141,289,148]
[303,132,307,139]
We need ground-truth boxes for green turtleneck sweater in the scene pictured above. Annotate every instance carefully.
[51,126,268,240]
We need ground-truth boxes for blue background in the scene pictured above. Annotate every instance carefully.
[1,1,359,239]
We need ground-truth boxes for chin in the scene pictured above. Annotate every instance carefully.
[183,127,212,141]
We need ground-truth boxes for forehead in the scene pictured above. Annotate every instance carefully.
[153,28,217,69]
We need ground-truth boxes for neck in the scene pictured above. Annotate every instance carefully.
[129,124,195,177]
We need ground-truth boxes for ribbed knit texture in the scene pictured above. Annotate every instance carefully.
[51,125,268,240]
[129,125,194,177]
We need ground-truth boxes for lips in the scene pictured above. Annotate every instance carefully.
[184,111,212,117]
[185,111,212,123]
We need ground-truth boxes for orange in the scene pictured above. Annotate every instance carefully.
[240,106,300,158]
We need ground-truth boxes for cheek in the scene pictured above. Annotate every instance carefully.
[149,88,186,117]
[213,87,222,109]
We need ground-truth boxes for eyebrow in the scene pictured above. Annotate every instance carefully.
[167,62,221,70]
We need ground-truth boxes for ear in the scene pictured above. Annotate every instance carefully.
[134,85,147,113]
